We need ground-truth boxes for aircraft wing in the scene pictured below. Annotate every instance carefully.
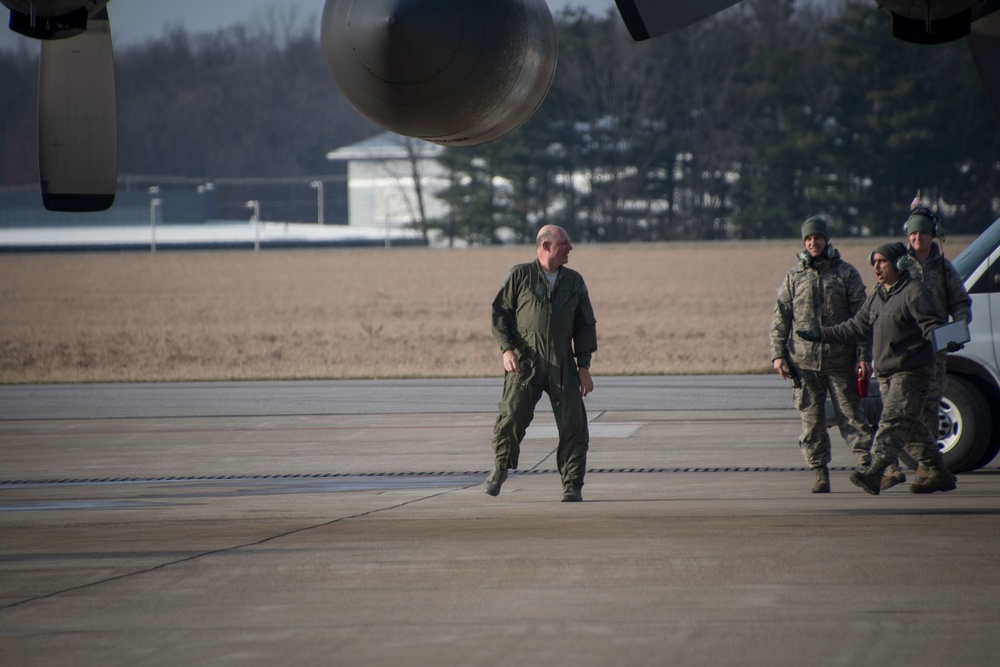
[613,0,743,40]
[5,0,997,216]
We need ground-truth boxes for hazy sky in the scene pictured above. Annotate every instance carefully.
[1,0,617,48]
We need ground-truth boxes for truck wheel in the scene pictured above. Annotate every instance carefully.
[975,434,1000,471]
[939,375,992,473]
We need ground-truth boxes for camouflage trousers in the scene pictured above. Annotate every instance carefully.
[886,354,947,472]
[794,368,873,469]
[873,371,943,468]
[921,353,949,440]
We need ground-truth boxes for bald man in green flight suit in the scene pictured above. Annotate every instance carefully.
[483,225,598,502]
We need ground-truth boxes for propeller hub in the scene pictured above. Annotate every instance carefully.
[346,0,463,85]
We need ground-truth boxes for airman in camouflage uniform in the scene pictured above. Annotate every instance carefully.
[770,217,873,493]
[483,225,597,502]
[797,242,956,495]
[881,206,972,489]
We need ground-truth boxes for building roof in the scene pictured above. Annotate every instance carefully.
[326,131,445,162]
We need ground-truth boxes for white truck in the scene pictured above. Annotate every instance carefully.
[934,217,1000,472]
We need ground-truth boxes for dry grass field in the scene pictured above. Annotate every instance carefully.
[0,237,970,383]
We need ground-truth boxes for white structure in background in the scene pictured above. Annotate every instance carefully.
[326,132,450,229]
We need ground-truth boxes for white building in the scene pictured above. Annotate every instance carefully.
[326,132,451,229]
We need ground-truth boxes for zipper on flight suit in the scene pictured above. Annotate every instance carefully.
[544,266,560,408]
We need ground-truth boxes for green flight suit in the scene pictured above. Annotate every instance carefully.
[490,259,598,489]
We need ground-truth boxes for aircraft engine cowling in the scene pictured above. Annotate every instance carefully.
[877,0,987,43]
[320,0,557,146]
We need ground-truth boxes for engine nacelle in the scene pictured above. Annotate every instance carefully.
[877,0,986,44]
[3,1,107,39]
[320,0,557,146]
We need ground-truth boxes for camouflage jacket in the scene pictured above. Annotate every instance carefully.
[492,260,597,382]
[769,249,870,372]
[901,243,972,324]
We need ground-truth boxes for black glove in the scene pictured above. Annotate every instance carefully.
[946,341,965,353]
[795,327,821,342]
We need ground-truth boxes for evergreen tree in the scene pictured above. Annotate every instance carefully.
[826,0,1000,235]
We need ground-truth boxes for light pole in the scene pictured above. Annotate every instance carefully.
[245,200,260,251]
[196,182,215,221]
[148,186,161,254]
[149,198,161,253]
[310,180,324,225]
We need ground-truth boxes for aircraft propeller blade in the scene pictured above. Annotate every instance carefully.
[38,7,117,212]
[969,2,1000,121]
[613,0,743,41]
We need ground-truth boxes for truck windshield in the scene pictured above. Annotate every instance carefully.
[953,218,1000,280]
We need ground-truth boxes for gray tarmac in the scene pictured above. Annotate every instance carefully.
[2,376,999,666]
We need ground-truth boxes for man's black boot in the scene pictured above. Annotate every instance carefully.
[483,468,507,496]
[561,484,582,502]
[850,457,890,496]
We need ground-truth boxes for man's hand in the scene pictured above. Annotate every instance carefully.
[857,360,872,381]
[772,357,791,380]
[946,341,965,353]
[796,327,821,342]
[578,367,593,397]
[502,349,520,374]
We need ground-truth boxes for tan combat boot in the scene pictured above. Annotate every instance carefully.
[881,466,907,491]
[811,466,830,494]
[910,470,957,494]
[910,453,957,494]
